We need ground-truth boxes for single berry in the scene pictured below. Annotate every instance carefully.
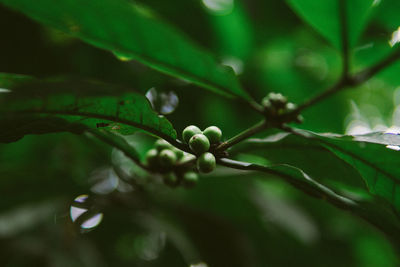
[145,148,159,168]
[182,171,199,188]
[196,152,216,173]
[261,97,272,108]
[267,92,287,108]
[182,125,202,144]
[189,134,210,154]
[159,149,177,167]
[163,172,178,186]
[172,147,184,160]
[203,126,222,144]
[180,153,196,163]
[155,139,172,152]
[286,102,297,111]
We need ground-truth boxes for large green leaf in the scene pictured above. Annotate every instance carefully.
[0,75,177,142]
[232,133,368,193]
[286,0,374,49]
[232,129,400,217]
[0,0,250,100]
[311,132,400,214]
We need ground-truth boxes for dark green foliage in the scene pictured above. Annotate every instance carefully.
[0,0,400,266]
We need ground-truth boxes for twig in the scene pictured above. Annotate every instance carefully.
[293,47,400,115]
[353,48,400,85]
[216,120,268,151]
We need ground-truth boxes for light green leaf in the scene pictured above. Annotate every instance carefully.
[0,0,250,100]
[286,0,374,49]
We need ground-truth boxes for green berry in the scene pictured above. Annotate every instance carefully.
[196,152,216,173]
[180,153,196,163]
[159,149,177,167]
[203,126,222,144]
[261,97,272,108]
[155,139,172,152]
[163,172,178,186]
[189,134,210,154]
[145,149,159,168]
[268,92,287,103]
[182,125,202,144]
[182,171,199,188]
[286,102,297,111]
[172,147,184,160]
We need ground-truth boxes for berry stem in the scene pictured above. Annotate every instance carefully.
[216,120,268,152]
[291,47,400,115]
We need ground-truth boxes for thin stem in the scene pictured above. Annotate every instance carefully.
[294,78,347,113]
[353,48,400,85]
[216,120,268,151]
[293,47,400,115]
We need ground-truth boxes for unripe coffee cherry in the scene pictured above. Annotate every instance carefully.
[203,126,222,144]
[155,139,172,152]
[172,147,184,160]
[182,171,199,188]
[268,92,287,104]
[189,134,210,154]
[261,97,272,108]
[159,149,177,167]
[196,152,216,173]
[145,148,159,168]
[182,125,202,144]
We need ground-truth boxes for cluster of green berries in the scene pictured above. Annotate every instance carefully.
[182,125,222,173]
[262,92,303,123]
[145,139,198,188]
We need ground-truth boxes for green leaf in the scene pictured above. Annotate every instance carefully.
[0,0,250,100]
[232,130,400,217]
[286,0,374,49]
[232,133,368,193]
[0,75,177,142]
[0,116,85,143]
[87,129,142,167]
[372,0,400,30]
[310,132,400,214]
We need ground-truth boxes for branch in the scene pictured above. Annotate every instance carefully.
[294,78,347,113]
[216,120,268,151]
[293,47,400,114]
[353,48,400,85]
